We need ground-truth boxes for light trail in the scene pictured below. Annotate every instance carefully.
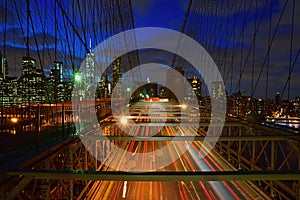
[83,101,269,199]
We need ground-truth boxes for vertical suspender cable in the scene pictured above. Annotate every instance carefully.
[26,0,30,58]
[251,0,289,97]
[56,0,89,53]
[218,0,235,79]
[251,0,258,99]
[170,0,192,68]
[62,10,74,73]
[265,0,273,100]
[287,0,295,102]
[54,0,57,61]
[230,1,238,95]
[236,0,269,94]
[239,1,247,93]
[281,0,296,100]
[3,0,7,58]
[115,0,134,79]
[128,0,142,81]
[226,0,254,87]
[76,0,87,54]
[13,0,27,52]
[35,0,53,66]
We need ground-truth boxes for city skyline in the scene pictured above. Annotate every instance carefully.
[0,0,299,100]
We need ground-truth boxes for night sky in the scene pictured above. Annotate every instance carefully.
[0,0,299,99]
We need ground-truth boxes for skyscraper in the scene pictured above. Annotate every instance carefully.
[0,51,8,79]
[275,92,281,110]
[112,57,122,86]
[18,56,46,104]
[85,52,95,84]
[85,48,95,99]
[96,75,111,99]
[54,61,63,82]
[212,81,225,100]
[186,76,202,101]
[48,61,65,102]
[112,57,122,98]
[22,56,36,75]
[211,81,226,110]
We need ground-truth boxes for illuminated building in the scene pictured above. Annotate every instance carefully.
[0,52,14,106]
[275,92,281,110]
[0,51,8,79]
[187,76,202,101]
[112,57,122,98]
[292,97,300,117]
[85,47,95,99]
[48,61,65,102]
[18,56,46,104]
[0,77,18,106]
[212,81,225,100]
[96,75,111,99]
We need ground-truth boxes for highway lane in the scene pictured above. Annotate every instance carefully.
[83,101,269,199]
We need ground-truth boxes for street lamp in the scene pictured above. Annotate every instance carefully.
[120,116,128,125]
[10,117,18,135]
[11,117,18,123]
[180,104,187,109]
[74,72,82,82]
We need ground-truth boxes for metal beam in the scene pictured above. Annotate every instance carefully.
[19,137,79,169]
[114,116,206,119]
[6,170,300,181]
[101,122,242,127]
[5,176,32,199]
[80,135,300,142]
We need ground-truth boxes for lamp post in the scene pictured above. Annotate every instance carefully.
[11,117,18,135]
[74,71,82,135]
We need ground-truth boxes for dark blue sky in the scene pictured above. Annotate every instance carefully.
[0,0,299,99]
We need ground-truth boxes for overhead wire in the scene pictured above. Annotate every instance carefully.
[265,0,273,100]
[281,0,296,100]
[235,0,269,94]
[251,0,289,97]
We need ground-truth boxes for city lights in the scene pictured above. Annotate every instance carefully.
[181,104,187,109]
[120,116,128,125]
[74,72,82,82]
[11,117,18,123]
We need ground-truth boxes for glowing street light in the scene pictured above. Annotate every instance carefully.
[181,104,187,109]
[74,72,82,82]
[11,117,18,123]
[120,116,128,125]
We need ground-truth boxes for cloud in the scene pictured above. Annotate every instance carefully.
[19,33,57,46]
[132,0,187,30]
[0,43,81,79]
[0,5,15,25]
[131,0,155,16]
[0,27,25,45]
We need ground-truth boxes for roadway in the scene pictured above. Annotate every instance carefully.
[82,101,269,200]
